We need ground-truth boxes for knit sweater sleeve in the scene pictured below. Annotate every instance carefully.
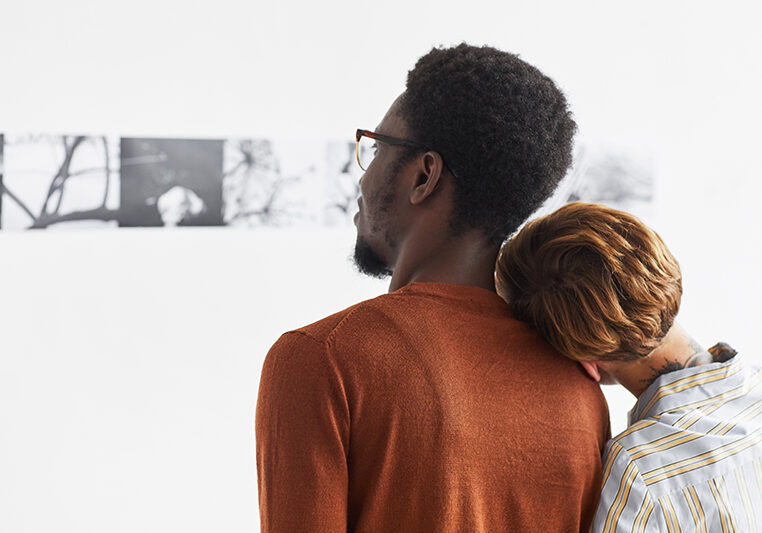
[256,331,350,532]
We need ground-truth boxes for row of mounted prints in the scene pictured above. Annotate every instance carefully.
[0,134,654,230]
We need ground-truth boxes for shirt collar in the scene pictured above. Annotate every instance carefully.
[628,345,742,425]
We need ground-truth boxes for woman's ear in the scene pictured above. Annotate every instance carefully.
[580,360,601,382]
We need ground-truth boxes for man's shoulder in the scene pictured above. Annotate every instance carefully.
[285,292,397,345]
[262,295,397,381]
[264,293,404,372]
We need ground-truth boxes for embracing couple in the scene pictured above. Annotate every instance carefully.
[256,44,761,532]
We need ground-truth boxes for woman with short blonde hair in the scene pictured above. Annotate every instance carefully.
[496,201,682,364]
[496,201,757,533]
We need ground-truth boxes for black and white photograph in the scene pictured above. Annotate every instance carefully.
[222,138,324,227]
[324,140,361,226]
[0,134,120,230]
[533,140,655,222]
[119,137,224,227]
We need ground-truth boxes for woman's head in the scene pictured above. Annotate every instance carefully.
[496,202,682,362]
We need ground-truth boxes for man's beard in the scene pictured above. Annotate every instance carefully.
[353,235,392,278]
[351,151,410,279]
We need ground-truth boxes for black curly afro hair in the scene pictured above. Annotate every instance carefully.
[398,43,577,245]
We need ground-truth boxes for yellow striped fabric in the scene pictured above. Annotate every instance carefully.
[735,468,756,532]
[632,365,741,423]
[642,427,762,485]
[682,486,707,533]
[631,493,653,533]
[659,494,681,533]
[591,353,762,532]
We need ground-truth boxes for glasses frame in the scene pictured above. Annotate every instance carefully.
[355,128,434,172]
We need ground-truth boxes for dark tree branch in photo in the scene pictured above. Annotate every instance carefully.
[2,135,119,229]
[42,135,85,217]
[30,206,119,229]
[0,181,36,221]
[101,136,111,208]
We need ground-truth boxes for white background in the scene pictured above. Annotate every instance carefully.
[1,1,761,531]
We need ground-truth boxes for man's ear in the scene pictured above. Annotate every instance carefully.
[409,151,444,205]
[580,360,601,382]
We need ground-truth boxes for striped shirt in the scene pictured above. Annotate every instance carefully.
[592,345,762,532]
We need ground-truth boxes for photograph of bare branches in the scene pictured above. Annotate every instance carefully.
[0,134,120,230]
[3,132,642,233]
[119,138,224,227]
[532,141,655,222]
[222,138,323,227]
[324,141,361,226]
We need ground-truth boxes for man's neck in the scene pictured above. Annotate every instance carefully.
[387,229,500,293]
[604,324,714,398]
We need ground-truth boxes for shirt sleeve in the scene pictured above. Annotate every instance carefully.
[591,441,667,533]
[255,331,350,532]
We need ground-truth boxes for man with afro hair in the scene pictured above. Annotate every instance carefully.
[256,43,609,532]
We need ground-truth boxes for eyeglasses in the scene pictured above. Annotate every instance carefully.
[355,128,432,172]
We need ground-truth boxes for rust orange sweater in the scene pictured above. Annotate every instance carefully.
[256,282,609,532]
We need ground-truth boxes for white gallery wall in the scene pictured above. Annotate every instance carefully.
[1,1,761,531]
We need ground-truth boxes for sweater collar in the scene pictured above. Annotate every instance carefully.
[392,281,510,312]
